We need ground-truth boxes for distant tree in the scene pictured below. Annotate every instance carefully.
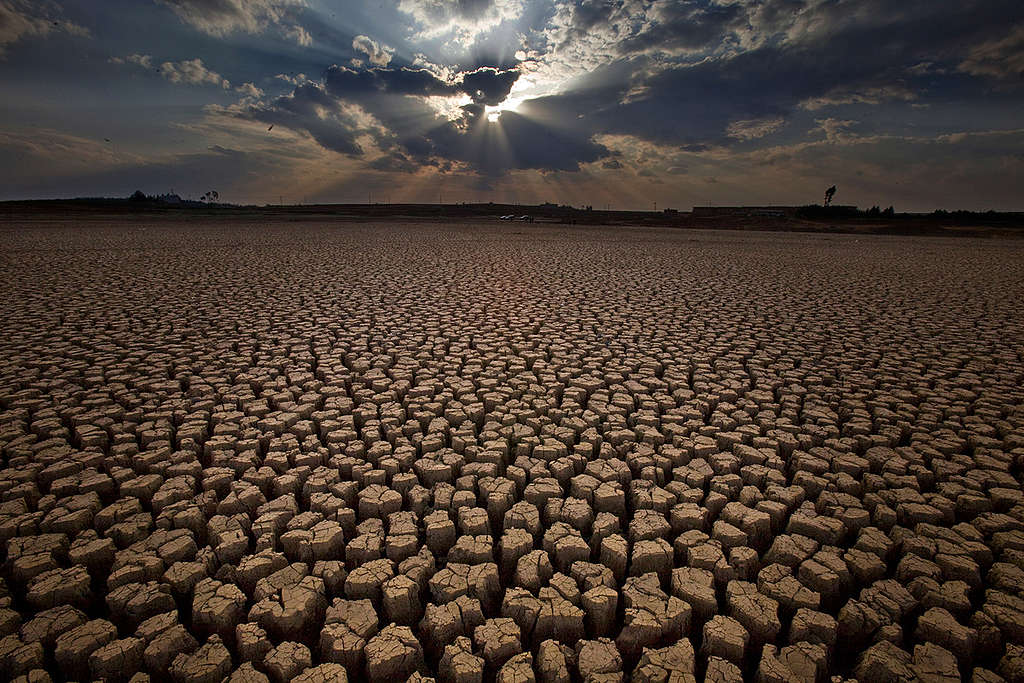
[882,205,895,216]
[824,185,837,206]
[129,190,148,202]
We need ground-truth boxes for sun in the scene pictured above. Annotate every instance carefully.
[485,96,525,123]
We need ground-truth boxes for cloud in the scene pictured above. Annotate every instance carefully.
[154,0,310,44]
[958,25,1024,79]
[227,0,1024,182]
[159,58,231,88]
[394,103,609,174]
[726,117,786,141]
[800,84,919,110]
[235,82,264,98]
[324,64,455,99]
[460,66,519,105]
[397,0,525,45]
[284,23,311,46]
[369,151,420,173]
[108,0,1024,185]
[113,53,231,89]
[109,53,153,69]
[518,0,1024,144]
[233,59,604,174]
[352,35,394,67]
[617,1,748,56]
[238,82,390,156]
[275,72,307,85]
[521,0,1024,157]
[318,63,520,106]
[0,0,88,56]
[813,118,859,143]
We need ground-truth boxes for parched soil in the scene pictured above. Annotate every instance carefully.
[0,220,1022,682]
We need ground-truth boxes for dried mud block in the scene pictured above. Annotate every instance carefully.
[670,567,717,622]
[496,652,535,683]
[632,638,697,683]
[54,619,117,681]
[856,640,915,681]
[704,656,743,682]
[617,572,690,658]
[725,580,781,644]
[474,617,522,669]
[26,566,91,610]
[535,640,571,683]
[224,663,270,683]
[264,641,313,683]
[192,577,247,639]
[421,596,484,654]
[291,663,349,683]
[88,637,145,683]
[575,639,623,682]
[701,615,748,664]
[320,598,379,672]
[168,634,232,683]
[364,624,424,682]
[439,635,484,683]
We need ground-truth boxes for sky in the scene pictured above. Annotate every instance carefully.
[1,0,1023,211]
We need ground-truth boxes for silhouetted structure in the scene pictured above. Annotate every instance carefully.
[825,185,837,206]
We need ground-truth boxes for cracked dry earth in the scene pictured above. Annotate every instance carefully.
[0,219,1023,683]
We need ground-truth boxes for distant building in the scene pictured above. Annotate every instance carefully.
[692,205,857,218]
[692,206,799,217]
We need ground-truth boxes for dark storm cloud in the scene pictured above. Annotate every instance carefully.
[324,65,457,98]
[519,0,1024,150]
[460,66,519,104]
[617,0,747,54]
[369,151,421,173]
[321,64,520,104]
[243,82,368,155]
[238,61,555,171]
[236,59,602,174]
[561,0,619,36]
[454,0,495,20]
[410,107,609,173]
